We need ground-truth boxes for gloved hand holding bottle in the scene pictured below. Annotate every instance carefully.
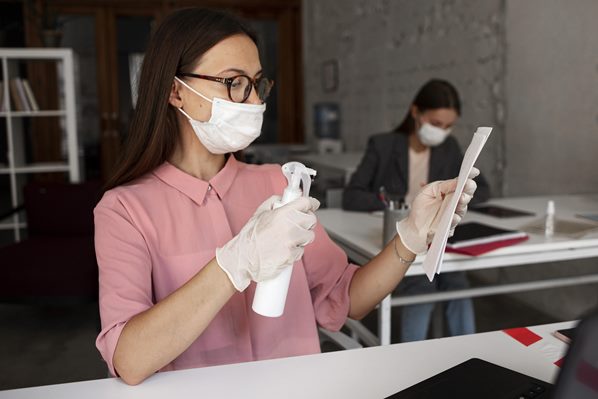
[215,195,320,292]
[396,167,480,254]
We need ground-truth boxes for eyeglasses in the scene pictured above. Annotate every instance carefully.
[177,72,274,103]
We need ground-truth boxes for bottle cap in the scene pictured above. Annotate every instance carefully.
[547,200,555,215]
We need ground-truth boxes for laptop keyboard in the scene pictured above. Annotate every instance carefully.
[516,383,546,398]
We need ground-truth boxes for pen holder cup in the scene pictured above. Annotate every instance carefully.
[383,208,410,246]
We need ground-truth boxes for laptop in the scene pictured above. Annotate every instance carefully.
[386,308,598,399]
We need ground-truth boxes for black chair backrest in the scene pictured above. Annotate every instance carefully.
[24,180,102,237]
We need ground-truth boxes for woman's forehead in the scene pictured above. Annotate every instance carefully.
[423,107,458,121]
[194,34,261,75]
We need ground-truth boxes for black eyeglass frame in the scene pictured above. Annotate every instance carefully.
[177,72,274,103]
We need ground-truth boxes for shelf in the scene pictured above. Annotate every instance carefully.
[0,47,73,60]
[1,48,79,244]
[0,110,67,118]
[0,222,26,230]
[0,162,70,174]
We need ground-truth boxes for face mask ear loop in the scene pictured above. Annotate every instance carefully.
[174,76,213,103]
[414,113,423,132]
[176,107,194,120]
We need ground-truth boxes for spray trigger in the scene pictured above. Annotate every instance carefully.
[281,162,317,198]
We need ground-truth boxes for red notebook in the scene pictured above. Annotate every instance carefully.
[445,222,529,256]
[445,236,529,256]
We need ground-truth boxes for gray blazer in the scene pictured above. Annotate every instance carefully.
[342,132,491,211]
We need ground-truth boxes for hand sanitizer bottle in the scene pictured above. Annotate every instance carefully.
[545,200,555,237]
[252,162,317,317]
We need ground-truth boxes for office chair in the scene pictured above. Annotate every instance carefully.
[0,180,101,302]
[319,327,362,351]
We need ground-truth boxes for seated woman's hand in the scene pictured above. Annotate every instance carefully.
[396,168,479,254]
[216,195,320,291]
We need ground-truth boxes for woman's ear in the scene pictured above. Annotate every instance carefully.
[410,105,419,119]
[168,80,183,108]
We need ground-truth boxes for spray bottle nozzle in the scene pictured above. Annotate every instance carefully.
[281,162,317,199]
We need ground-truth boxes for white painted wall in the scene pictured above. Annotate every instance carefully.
[504,0,598,196]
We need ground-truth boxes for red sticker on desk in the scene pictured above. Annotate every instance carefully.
[503,327,542,346]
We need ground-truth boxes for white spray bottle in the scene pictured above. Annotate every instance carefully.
[252,162,317,317]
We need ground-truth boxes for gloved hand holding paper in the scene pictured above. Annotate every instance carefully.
[396,172,478,255]
[421,127,492,281]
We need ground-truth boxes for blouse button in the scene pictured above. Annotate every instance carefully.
[207,184,212,191]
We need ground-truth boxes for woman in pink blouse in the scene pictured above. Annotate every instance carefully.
[95,8,478,385]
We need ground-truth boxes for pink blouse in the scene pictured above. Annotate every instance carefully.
[94,155,358,375]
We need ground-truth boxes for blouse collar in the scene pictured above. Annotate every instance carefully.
[153,155,240,205]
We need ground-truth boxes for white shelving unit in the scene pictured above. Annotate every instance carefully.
[0,48,80,241]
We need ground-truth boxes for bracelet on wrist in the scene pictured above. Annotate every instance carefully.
[393,236,415,265]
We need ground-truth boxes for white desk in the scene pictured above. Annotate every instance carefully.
[294,151,364,184]
[318,194,598,345]
[0,321,573,399]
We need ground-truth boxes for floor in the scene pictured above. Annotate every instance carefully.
[0,293,559,392]
[0,301,107,391]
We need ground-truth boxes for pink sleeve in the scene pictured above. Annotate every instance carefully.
[94,191,153,376]
[267,166,358,331]
[302,223,359,331]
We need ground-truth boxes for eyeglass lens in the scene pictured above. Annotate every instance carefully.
[229,76,272,103]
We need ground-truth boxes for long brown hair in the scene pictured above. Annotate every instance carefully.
[394,79,461,135]
[104,8,257,191]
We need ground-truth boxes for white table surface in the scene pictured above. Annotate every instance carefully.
[318,194,598,274]
[0,321,574,399]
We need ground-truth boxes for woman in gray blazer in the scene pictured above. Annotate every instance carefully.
[343,79,490,342]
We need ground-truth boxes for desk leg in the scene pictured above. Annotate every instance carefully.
[378,294,392,345]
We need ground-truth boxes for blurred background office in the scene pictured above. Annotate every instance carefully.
[302,0,598,321]
[0,0,597,391]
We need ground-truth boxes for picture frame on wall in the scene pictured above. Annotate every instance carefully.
[321,59,339,92]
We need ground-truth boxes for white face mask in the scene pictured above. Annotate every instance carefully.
[174,76,266,154]
[417,122,451,147]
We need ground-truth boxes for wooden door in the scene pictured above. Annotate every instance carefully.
[96,7,158,179]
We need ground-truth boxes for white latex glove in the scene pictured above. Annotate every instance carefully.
[396,167,480,254]
[216,195,320,291]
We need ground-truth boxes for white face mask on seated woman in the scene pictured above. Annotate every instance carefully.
[417,122,451,147]
[175,76,266,154]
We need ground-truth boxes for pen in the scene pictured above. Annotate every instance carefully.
[378,186,389,207]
